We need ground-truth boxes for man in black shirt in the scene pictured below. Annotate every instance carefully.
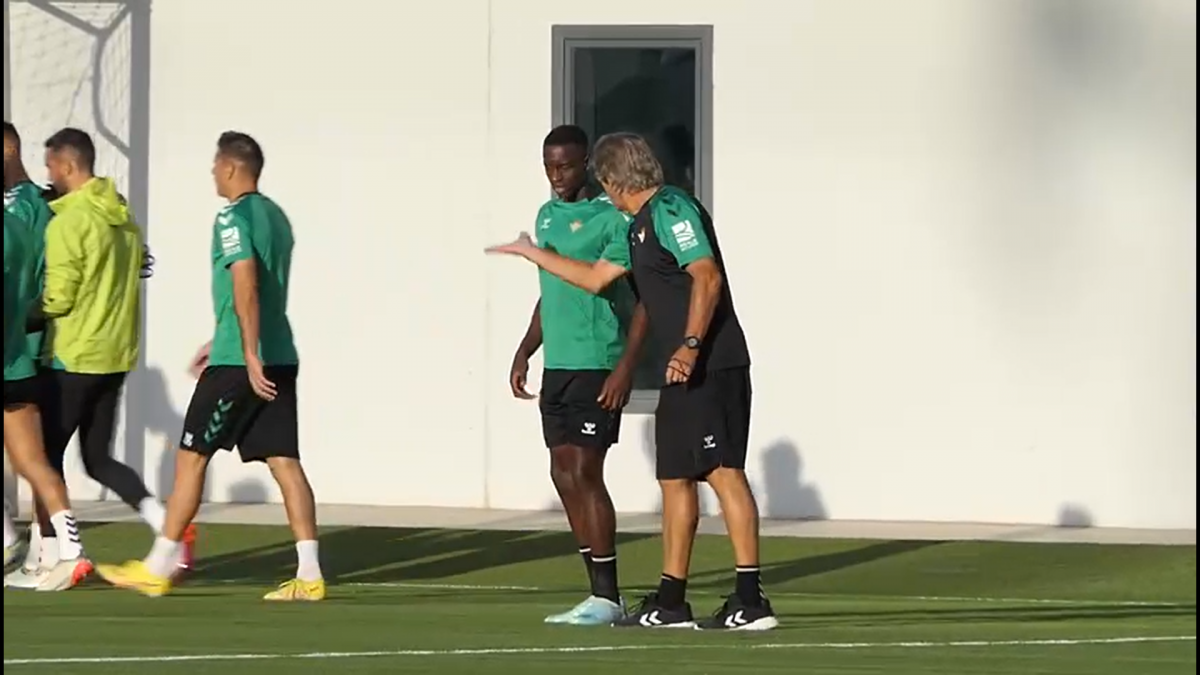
[487,132,777,631]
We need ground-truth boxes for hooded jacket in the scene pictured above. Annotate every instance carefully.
[43,177,142,374]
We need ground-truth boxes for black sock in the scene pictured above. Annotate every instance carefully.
[590,552,619,603]
[657,574,687,609]
[579,547,596,590]
[735,566,763,606]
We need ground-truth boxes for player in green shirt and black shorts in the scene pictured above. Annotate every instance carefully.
[96,132,324,602]
[508,125,649,625]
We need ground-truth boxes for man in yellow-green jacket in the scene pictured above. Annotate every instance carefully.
[30,128,171,560]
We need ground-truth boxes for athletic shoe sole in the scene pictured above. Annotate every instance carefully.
[36,559,93,592]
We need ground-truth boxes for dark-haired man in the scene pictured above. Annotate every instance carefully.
[510,125,647,625]
[97,131,324,601]
[32,128,180,588]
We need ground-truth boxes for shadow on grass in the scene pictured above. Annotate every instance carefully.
[191,527,657,586]
[688,540,945,590]
[190,525,949,598]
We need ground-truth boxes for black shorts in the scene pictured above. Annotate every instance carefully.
[540,369,622,450]
[179,365,299,463]
[654,367,752,480]
[40,370,126,472]
[3,373,44,410]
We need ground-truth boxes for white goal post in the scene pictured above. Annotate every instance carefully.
[3,0,151,516]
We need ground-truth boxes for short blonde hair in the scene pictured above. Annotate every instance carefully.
[590,132,664,194]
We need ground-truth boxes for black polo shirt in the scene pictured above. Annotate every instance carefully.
[626,186,750,375]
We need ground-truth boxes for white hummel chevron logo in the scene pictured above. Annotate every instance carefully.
[639,610,663,627]
[217,213,233,226]
[703,435,717,450]
[724,610,747,628]
[540,218,552,230]
[581,422,597,436]
[182,432,194,448]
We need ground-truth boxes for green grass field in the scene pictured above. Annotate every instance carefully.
[3,522,1196,674]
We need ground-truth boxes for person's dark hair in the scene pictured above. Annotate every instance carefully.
[44,127,96,173]
[217,131,265,179]
[543,124,589,151]
[2,121,18,144]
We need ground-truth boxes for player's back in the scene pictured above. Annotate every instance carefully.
[3,212,35,376]
[240,193,294,308]
[5,181,55,364]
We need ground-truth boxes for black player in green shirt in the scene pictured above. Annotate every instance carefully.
[509,125,649,625]
[488,132,776,631]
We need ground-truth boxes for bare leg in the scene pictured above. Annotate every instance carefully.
[550,445,619,601]
[706,466,765,606]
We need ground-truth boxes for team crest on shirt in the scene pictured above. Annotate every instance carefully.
[570,220,583,232]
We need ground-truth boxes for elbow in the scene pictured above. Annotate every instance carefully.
[582,274,608,295]
[703,270,724,297]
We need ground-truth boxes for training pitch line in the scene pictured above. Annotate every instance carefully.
[4,636,1195,666]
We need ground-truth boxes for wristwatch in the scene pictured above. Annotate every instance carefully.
[683,336,702,350]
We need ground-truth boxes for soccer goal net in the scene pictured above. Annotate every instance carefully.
[4,0,136,191]
[3,0,146,515]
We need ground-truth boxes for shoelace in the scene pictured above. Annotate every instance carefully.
[628,592,660,616]
[707,595,736,621]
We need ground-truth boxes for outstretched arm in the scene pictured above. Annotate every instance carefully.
[525,247,628,295]
[487,232,630,295]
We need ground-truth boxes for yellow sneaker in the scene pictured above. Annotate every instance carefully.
[94,560,172,597]
[263,578,325,601]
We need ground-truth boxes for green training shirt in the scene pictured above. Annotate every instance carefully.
[535,195,635,371]
[3,211,37,381]
[208,193,298,367]
[4,181,53,367]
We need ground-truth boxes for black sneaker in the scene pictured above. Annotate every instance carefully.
[696,593,780,631]
[612,592,696,629]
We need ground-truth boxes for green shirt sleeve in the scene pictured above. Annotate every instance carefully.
[215,210,254,268]
[652,192,714,267]
[599,212,633,270]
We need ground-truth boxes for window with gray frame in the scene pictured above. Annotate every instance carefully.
[552,25,714,398]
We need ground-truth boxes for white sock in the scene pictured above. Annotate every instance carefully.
[49,510,83,560]
[40,537,60,568]
[138,498,166,535]
[295,540,322,582]
[144,536,180,579]
[3,507,17,549]
[22,523,42,568]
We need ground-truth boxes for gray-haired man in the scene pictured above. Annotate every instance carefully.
[487,132,776,631]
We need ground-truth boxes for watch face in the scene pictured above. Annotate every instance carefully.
[684,337,702,349]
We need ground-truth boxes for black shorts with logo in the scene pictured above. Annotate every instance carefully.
[179,365,299,463]
[540,369,622,451]
[655,367,752,480]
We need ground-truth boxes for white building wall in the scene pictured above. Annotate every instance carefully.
[6,0,1195,528]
